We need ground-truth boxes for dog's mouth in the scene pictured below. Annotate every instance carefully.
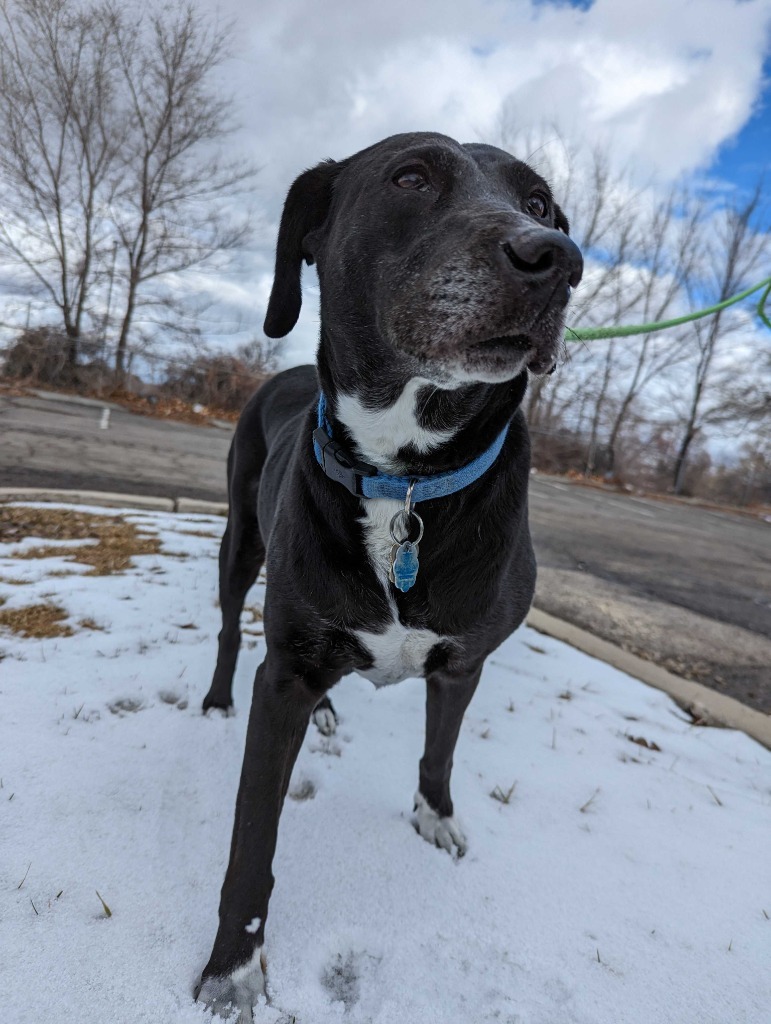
[466,333,555,374]
[469,333,532,357]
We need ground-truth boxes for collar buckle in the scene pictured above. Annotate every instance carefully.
[313,427,377,496]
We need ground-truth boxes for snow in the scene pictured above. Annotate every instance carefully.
[1,503,769,1024]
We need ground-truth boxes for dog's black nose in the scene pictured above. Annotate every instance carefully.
[502,229,583,289]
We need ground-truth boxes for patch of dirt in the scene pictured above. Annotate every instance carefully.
[0,603,73,638]
[104,389,239,424]
[1,506,161,575]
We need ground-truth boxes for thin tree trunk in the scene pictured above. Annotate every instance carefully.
[585,341,614,475]
[673,369,706,494]
[114,272,138,380]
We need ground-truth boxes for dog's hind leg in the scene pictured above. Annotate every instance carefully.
[203,445,266,714]
[413,665,483,857]
[311,693,338,735]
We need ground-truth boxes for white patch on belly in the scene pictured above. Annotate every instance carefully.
[356,617,443,687]
[336,376,457,472]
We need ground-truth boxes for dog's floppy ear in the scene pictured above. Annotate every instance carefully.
[264,159,344,338]
[553,202,570,236]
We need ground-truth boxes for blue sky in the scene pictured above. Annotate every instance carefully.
[711,54,771,194]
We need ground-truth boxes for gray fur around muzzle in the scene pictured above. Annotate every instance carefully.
[385,210,583,379]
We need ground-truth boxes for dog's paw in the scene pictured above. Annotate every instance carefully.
[412,791,467,857]
[202,694,235,716]
[312,699,337,736]
[195,948,266,1022]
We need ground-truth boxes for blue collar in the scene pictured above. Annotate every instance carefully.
[312,392,510,502]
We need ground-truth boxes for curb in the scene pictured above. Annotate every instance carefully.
[175,497,228,515]
[0,487,228,516]
[1,488,767,750]
[28,388,124,412]
[534,472,769,523]
[16,387,236,431]
[527,608,771,751]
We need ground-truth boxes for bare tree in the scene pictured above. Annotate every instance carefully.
[671,185,769,494]
[0,0,253,375]
[497,129,652,442]
[603,187,704,474]
[495,119,770,490]
[0,0,121,364]
[108,2,252,377]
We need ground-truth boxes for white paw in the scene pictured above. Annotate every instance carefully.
[312,705,337,736]
[412,791,468,857]
[196,947,266,1022]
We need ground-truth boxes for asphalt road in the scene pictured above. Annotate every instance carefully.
[2,390,770,712]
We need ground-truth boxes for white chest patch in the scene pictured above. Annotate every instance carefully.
[336,377,456,473]
[360,497,402,578]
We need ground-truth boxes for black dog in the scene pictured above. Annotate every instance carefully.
[196,132,582,1018]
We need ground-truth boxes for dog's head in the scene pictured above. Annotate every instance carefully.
[265,132,582,385]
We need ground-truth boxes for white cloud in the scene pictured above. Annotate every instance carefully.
[224,0,771,184]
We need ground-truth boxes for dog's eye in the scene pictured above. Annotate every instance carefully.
[527,193,549,218]
[394,169,430,192]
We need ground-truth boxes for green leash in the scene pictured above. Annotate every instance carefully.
[566,275,771,341]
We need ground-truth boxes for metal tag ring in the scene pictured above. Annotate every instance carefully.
[389,509,424,546]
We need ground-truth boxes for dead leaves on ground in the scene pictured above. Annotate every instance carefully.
[626,735,662,752]
[0,506,160,575]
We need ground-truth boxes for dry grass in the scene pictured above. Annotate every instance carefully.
[626,734,662,752]
[490,782,517,804]
[1,506,161,575]
[0,603,73,638]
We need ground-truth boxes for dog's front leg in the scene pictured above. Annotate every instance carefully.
[196,655,318,1019]
[414,665,483,857]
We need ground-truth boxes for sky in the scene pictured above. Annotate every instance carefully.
[184,0,771,367]
[710,52,771,192]
[1,0,770,367]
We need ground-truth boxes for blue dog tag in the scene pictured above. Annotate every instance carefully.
[391,540,419,592]
[388,490,424,593]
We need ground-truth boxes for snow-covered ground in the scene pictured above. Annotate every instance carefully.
[1,504,769,1024]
